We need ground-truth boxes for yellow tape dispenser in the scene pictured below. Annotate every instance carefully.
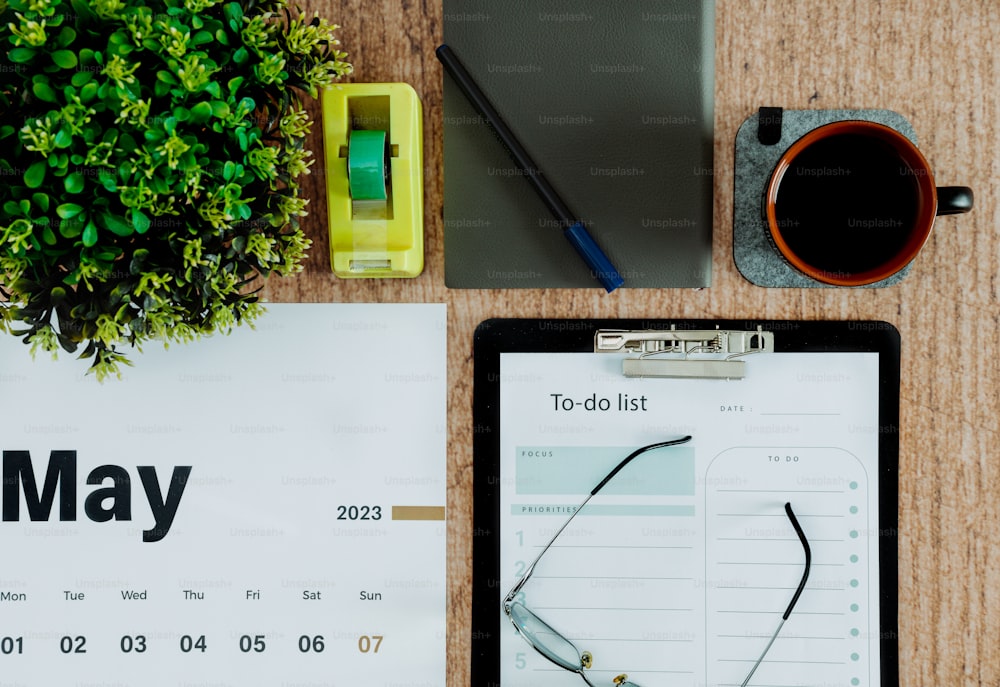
[322,83,424,277]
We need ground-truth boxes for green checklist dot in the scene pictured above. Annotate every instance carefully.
[850,481,858,489]
[851,628,860,637]
[852,679,860,686]
[850,530,859,539]
[851,554,859,563]
[851,603,860,612]
[850,505,859,514]
[851,579,859,587]
[851,653,860,661]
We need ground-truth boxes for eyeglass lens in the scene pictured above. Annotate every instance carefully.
[508,600,586,671]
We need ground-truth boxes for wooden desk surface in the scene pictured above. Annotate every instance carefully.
[262,1,1000,684]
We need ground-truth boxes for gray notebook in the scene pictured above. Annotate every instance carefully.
[442,0,714,289]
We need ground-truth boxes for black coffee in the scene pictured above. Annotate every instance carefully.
[773,133,921,277]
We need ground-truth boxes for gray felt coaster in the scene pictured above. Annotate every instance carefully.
[733,108,917,288]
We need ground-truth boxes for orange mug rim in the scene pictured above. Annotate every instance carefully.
[764,120,938,286]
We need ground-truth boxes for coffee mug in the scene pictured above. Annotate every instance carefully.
[763,120,974,286]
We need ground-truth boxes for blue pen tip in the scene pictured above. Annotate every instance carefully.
[564,222,624,292]
[603,271,625,293]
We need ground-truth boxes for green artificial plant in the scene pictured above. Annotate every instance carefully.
[0,0,350,378]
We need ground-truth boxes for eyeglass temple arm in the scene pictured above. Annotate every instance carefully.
[503,436,693,609]
[590,436,692,494]
[782,501,811,620]
[740,502,812,687]
[504,488,598,607]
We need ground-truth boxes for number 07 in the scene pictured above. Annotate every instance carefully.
[358,635,383,653]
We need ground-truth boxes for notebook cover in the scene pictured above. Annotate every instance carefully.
[442,1,715,288]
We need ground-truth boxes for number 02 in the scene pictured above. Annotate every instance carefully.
[59,636,86,654]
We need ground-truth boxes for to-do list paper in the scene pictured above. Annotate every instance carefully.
[498,351,882,687]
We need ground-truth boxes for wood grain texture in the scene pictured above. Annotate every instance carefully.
[260,1,1000,685]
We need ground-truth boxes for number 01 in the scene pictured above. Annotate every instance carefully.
[0,636,22,654]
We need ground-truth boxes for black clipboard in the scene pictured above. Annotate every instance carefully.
[472,318,899,687]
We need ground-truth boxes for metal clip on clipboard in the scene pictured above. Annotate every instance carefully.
[594,327,775,379]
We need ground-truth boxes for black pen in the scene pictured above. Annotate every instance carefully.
[436,44,624,292]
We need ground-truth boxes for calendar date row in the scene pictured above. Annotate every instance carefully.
[0,634,384,655]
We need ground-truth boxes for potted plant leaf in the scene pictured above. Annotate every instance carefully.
[0,0,350,379]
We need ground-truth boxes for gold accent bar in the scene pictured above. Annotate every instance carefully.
[391,506,446,521]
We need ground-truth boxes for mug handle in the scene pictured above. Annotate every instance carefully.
[937,186,974,215]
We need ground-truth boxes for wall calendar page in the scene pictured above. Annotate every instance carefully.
[0,303,446,687]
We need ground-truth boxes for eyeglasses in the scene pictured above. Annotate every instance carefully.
[502,437,812,687]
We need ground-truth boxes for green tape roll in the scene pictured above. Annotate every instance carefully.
[348,129,389,201]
